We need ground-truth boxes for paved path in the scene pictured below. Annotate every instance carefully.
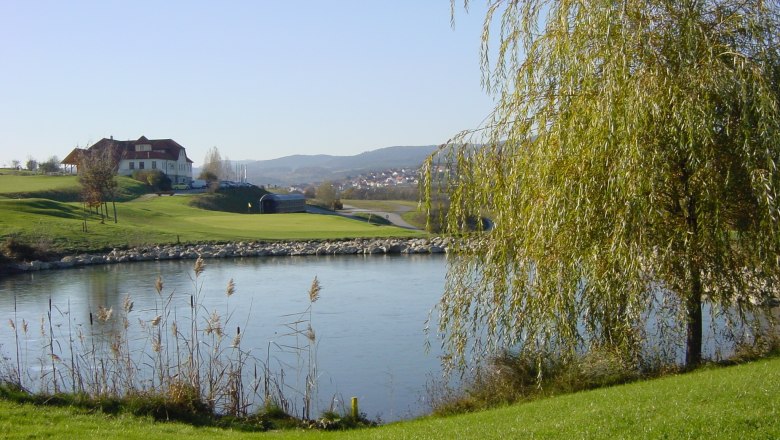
[340,204,418,229]
[307,204,419,230]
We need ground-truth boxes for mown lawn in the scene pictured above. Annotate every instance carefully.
[343,199,428,229]
[0,174,80,193]
[0,174,149,202]
[341,199,419,212]
[0,195,424,254]
[1,357,777,439]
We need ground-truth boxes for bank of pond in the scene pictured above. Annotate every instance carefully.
[4,237,451,273]
[0,242,777,433]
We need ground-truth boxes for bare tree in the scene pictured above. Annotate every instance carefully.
[222,155,235,181]
[78,144,120,224]
[200,146,223,182]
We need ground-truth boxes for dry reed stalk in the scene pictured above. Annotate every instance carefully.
[0,255,330,422]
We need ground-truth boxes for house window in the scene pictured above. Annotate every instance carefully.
[139,161,145,170]
[152,161,157,169]
[129,162,135,170]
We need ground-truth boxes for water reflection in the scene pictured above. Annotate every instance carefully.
[0,255,447,421]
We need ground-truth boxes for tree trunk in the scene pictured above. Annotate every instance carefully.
[684,187,703,367]
[680,160,703,368]
[83,205,88,233]
[112,200,117,224]
[685,269,703,367]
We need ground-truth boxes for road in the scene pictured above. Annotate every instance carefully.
[306,204,419,230]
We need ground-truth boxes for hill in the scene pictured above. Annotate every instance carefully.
[240,145,439,186]
[0,174,151,202]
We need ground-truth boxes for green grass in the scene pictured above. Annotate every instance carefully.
[342,199,418,212]
[351,212,393,225]
[401,210,428,230]
[0,195,424,254]
[0,174,150,202]
[342,199,429,229]
[0,174,80,193]
[0,357,777,439]
[124,196,424,240]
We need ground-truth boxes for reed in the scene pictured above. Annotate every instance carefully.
[0,257,354,428]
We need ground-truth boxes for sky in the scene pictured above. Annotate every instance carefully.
[0,1,496,167]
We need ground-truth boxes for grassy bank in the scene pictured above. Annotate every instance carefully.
[1,356,777,439]
[0,175,425,256]
[341,200,418,212]
[342,199,429,229]
[0,174,150,202]
[0,195,424,255]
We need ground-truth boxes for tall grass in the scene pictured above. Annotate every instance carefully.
[0,257,360,428]
[276,277,321,420]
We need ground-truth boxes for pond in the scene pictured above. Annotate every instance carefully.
[3,253,775,422]
[0,254,447,422]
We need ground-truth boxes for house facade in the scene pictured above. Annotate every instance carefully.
[62,136,194,184]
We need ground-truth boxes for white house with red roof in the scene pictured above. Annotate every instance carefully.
[62,136,194,185]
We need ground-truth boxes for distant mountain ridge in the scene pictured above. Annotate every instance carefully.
[242,145,440,186]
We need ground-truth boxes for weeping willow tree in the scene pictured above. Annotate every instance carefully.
[425,0,780,371]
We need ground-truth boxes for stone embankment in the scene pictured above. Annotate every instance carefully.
[9,237,452,272]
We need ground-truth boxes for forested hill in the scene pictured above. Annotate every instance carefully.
[242,145,439,186]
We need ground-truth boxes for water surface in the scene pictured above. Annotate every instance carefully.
[0,254,447,421]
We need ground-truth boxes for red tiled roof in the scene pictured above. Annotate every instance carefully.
[82,136,193,163]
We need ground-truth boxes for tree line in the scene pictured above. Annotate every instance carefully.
[7,157,62,173]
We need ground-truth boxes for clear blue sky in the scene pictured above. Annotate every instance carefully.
[0,1,495,167]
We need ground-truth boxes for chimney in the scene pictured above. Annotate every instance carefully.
[110,135,113,140]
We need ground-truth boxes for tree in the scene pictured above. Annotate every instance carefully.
[132,169,171,191]
[38,156,60,173]
[221,155,235,181]
[25,158,37,172]
[316,181,339,209]
[426,0,780,371]
[200,146,223,182]
[79,144,120,224]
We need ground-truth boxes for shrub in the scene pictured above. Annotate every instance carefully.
[432,349,642,416]
[1,235,54,262]
[38,156,61,173]
[131,170,171,191]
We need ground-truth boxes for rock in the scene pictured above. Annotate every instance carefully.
[14,237,449,273]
